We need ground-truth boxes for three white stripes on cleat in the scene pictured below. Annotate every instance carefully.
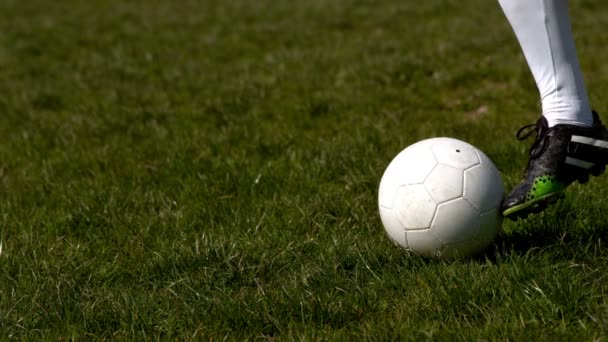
[566,135,608,169]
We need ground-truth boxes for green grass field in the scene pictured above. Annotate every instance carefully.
[2,0,608,339]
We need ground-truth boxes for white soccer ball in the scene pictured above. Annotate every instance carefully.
[378,137,505,259]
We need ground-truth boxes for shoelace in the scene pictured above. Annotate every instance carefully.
[516,121,551,160]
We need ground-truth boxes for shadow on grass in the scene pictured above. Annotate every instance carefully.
[477,202,608,262]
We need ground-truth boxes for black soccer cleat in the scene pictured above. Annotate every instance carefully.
[502,111,608,220]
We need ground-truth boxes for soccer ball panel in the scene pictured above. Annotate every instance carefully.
[406,229,444,257]
[463,152,505,212]
[443,209,501,258]
[389,141,438,185]
[378,181,398,210]
[379,207,408,248]
[431,138,480,169]
[395,184,436,230]
[424,164,463,204]
[378,141,437,209]
[431,198,480,244]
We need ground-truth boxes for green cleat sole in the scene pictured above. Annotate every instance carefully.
[502,191,564,220]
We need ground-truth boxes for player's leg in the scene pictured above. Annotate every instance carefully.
[498,0,591,127]
[498,0,608,219]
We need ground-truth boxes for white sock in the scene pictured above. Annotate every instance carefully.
[498,0,593,127]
